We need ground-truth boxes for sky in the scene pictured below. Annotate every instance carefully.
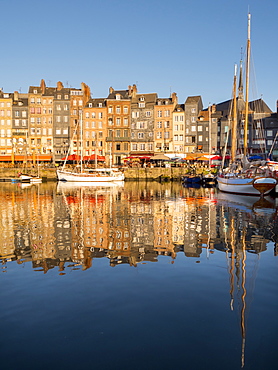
[1,0,277,110]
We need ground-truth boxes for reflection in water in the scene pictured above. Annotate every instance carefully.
[0,181,278,368]
[0,181,277,273]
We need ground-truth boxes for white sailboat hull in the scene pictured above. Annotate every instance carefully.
[20,174,42,183]
[57,169,125,182]
[217,176,276,196]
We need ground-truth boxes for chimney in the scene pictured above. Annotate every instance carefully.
[211,104,216,113]
[40,79,46,94]
[109,86,114,94]
[14,91,19,102]
[171,92,178,105]
[57,81,64,91]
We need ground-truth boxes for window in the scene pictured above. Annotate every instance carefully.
[116,130,121,137]
[57,95,61,100]
[116,118,121,125]
[191,116,196,123]
[198,126,202,131]
[157,121,162,128]
[124,106,128,114]
[198,135,203,142]
[146,111,151,117]
[267,130,272,136]
[179,135,183,141]
[132,111,139,118]
[174,135,178,141]
[138,132,144,138]
[98,112,103,119]
[124,118,128,126]
[56,129,61,135]
[108,106,113,114]
[63,129,68,135]
[15,119,19,126]
[140,144,145,150]
[139,103,145,108]
[22,111,27,118]
[116,106,121,114]
[57,105,61,111]
[191,108,196,113]
[157,111,162,117]
[116,94,121,100]
[164,110,170,117]
[64,104,69,111]
[191,125,196,132]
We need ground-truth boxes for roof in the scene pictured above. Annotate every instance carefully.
[107,89,130,100]
[185,96,202,104]
[249,99,272,114]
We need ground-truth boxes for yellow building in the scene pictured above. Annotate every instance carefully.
[83,98,107,160]
[153,92,177,156]
[0,90,13,155]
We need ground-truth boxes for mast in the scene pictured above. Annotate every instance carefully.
[243,13,251,157]
[80,110,83,173]
[231,64,238,163]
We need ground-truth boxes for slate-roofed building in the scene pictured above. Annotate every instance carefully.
[106,86,132,165]
[130,86,157,158]
[12,92,29,156]
[184,96,203,153]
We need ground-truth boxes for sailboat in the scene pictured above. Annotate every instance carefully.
[217,13,277,196]
[56,112,125,183]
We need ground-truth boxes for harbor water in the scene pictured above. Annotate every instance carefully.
[0,181,278,370]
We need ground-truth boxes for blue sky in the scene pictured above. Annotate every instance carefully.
[1,0,277,110]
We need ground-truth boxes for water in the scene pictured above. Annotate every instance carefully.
[0,181,278,370]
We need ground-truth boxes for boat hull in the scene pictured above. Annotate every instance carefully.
[217,176,276,196]
[57,170,125,182]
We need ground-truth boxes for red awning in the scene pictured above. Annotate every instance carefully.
[83,154,105,161]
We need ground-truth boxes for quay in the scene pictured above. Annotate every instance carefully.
[0,166,207,182]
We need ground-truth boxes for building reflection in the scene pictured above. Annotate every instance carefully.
[0,182,277,274]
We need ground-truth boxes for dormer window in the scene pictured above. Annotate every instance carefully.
[33,90,37,94]
[98,103,102,107]
[140,96,144,101]
[116,94,121,100]
[88,103,92,108]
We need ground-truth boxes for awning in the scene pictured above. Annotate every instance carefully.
[0,155,52,162]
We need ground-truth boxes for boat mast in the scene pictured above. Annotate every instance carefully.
[231,64,238,163]
[244,13,251,157]
[80,110,83,173]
